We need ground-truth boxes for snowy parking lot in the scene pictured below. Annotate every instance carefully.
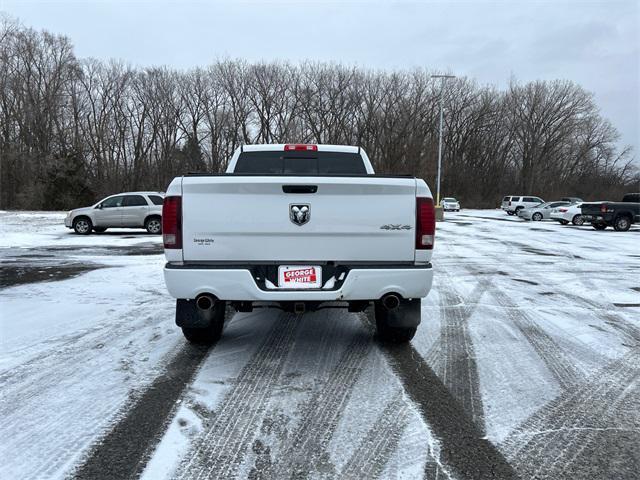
[1,210,638,480]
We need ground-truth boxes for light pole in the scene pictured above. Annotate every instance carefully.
[431,74,456,207]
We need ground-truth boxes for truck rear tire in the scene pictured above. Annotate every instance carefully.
[177,299,226,344]
[374,299,420,343]
[181,323,223,344]
[613,216,631,232]
[376,322,417,343]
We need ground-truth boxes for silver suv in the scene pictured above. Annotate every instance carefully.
[501,195,544,215]
[65,192,164,234]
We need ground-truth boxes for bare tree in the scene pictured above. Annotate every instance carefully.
[0,19,635,209]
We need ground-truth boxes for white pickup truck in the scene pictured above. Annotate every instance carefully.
[162,144,435,344]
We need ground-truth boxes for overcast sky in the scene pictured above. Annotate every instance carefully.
[3,0,639,157]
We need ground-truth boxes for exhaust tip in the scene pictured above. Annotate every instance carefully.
[196,294,215,311]
[381,293,401,311]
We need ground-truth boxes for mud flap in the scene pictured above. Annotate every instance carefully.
[378,298,422,328]
[175,299,225,328]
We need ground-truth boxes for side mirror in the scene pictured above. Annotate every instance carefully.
[96,204,103,209]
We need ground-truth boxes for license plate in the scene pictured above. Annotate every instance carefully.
[278,265,322,289]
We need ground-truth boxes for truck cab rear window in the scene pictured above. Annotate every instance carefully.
[234,151,367,175]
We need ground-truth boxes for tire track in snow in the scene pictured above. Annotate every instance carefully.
[459,233,637,348]
[244,310,354,479]
[423,456,453,480]
[558,286,640,347]
[176,313,299,480]
[0,303,178,480]
[464,266,585,391]
[490,283,584,389]
[271,333,372,479]
[424,275,488,432]
[340,394,409,479]
[501,348,640,479]
[605,316,640,346]
[463,253,616,370]
[0,300,166,391]
[72,342,210,480]
[359,313,518,480]
[0,328,102,384]
[448,224,638,477]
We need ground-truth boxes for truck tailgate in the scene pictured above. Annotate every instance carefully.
[181,176,417,262]
[580,203,603,215]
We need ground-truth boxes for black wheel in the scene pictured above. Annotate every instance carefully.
[613,216,631,232]
[507,211,514,216]
[93,227,107,233]
[182,324,223,344]
[532,212,543,221]
[181,301,226,344]
[572,215,584,226]
[73,217,92,235]
[592,223,607,231]
[374,301,418,343]
[145,216,162,234]
[559,220,569,225]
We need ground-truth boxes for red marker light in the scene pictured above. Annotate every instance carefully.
[284,144,318,151]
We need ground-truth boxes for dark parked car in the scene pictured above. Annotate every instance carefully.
[581,193,640,231]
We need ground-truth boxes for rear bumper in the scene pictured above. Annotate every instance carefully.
[164,263,433,301]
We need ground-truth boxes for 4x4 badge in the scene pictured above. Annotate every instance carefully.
[290,204,310,226]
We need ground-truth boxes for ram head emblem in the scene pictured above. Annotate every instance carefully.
[290,204,310,226]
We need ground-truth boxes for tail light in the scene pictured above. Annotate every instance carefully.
[600,204,608,213]
[162,196,182,249]
[559,208,568,213]
[416,197,436,249]
[284,144,318,151]
[508,200,512,206]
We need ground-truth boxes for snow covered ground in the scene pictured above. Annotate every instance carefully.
[0,209,638,479]
[0,212,181,479]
